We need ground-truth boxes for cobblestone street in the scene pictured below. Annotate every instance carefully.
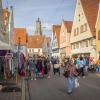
[0,92,21,100]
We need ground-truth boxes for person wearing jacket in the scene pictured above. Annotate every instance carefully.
[65,59,78,94]
[29,60,37,80]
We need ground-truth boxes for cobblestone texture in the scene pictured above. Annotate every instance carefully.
[0,92,21,100]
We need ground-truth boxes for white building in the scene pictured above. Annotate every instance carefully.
[52,25,61,57]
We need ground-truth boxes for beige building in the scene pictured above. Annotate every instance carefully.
[60,20,72,58]
[28,35,44,57]
[96,4,100,59]
[70,0,100,60]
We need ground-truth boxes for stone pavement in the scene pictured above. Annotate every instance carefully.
[0,80,22,100]
[28,73,100,100]
[0,92,21,100]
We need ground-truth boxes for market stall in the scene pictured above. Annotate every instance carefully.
[0,41,12,80]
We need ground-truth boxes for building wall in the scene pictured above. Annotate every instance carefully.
[28,48,42,57]
[66,32,71,56]
[2,9,9,43]
[0,0,3,41]
[60,22,67,58]
[60,21,71,58]
[96,8,100,59]
[70,0,96,59]
[52,32,60,57]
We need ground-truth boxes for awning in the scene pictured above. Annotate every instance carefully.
[0,41,12,50]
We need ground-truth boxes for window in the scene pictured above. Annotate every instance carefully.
[76,43,79,48]
[80,41,84,48]
[74,29,76,36]
[80,23,87,33]
[85,40,88,47]
[98,30,100,40]
[78,14,80,22]
[74,28,79,36]
[89,39,93,46]
[84,23,87,32]
[80,25,83,33]
[78,2,80,5]
[76,27,79,35]
[73,44,75,49]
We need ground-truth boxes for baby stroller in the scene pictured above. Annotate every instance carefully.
[53,63,60,76]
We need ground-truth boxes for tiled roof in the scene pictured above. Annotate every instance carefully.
[28,35,45,48]
[81,0,100,36]
[63,21,73,33]
[52,25,61,48]
[13,28,27,46]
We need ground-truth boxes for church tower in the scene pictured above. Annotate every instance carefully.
[35,18,42,35]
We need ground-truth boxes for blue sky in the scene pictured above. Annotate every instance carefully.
[2,0,76,35]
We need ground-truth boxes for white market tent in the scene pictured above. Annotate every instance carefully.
[0,41,12,50]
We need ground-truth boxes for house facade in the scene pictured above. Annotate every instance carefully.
[28,35,45,57]
[60,20,72,58]
[70,0,100,60]
[52,25,61,57]
[96,4,100,59]
[42,36,51,57]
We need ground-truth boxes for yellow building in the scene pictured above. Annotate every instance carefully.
[96,4,100,59]
[70,0,100,60]
[60,20,72,58]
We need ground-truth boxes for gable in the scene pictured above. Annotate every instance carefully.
[52,25,61,48]
[70,0,97,43]
[60,21,67,44]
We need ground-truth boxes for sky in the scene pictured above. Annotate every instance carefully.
[2,0,76,36]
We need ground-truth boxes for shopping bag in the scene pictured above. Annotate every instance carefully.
[75,78,79,88]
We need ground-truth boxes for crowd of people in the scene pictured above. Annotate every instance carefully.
[62,55,100,94]
[19,54,100,95]
[26,56,51,80]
